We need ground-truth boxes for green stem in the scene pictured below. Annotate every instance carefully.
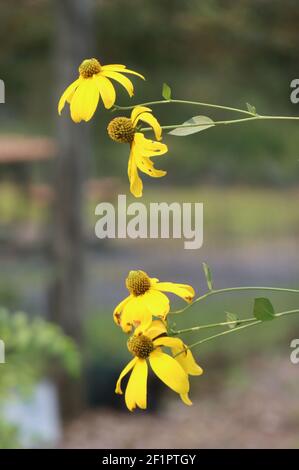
[172,317,255,335]
[140,114,299,133]
[169,286,299,316]
[175,309,299,356]
[113,99,255,116]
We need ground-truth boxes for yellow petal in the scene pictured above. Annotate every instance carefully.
[134,310,153,335]
[149,350,189,395]
[125,359,148,411]
[146,320,167,340]
[58,78,81,115]
[96,75,116,109]
[113,295,132,326]
[154,336,184,349]
[131,106,152,126]
[115,357,138,394]
[134,112,162,141]
[180,393,193,406]
[107,66,145,80]
[134,133,168,158]
[154,282,195,303]
[70,76,100,122]
[121,296,151,333]
[101,64,127,70]
[101,70,134,97]
[135,154,167,178]
[128,144,143,198]
[142,290,170,319]
[172,346,203,376]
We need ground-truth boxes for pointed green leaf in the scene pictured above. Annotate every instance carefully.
[253,297,275,321]
[246,102,257,115]
[162,83,172,100]
[202,262,213,290]
[169,115,215,136]
[225,312,240,329]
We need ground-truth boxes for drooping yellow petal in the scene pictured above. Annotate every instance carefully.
[103,66,145,80]
[134,112,162,141]
[70,76,100,122]
[96,75,116,109]
[101,64,127,70]
[153,337,203,376]
[134,310,154,335]
[113,295,132,326]
[125,359,148,411]
[128,143,143,198]
[101,70,134,97]
[153,336,184,349]
[149,350,189,395]
[146,320,167,340]
[121,296,151,333]
[131,106,152,126]
[180,393,192,406]
[115,357,138,394]
[135,154,167,178]
[58,77,82,115]
[154,282,195,303]
[172,346,203,376]
[142,290,170,319]
[134,133,168,157]
[120,69,145,79]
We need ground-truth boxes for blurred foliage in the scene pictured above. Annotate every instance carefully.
[0,0,299,184]
[0,308,80,447]
[0,420,19,449]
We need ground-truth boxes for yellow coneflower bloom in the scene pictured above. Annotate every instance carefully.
[116,321,203,411]
[113,270,195,333]
[58,58,144,123]
[107,106,167,198]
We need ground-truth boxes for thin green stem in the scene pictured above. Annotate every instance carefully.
[140,114,299,133]
[174,309,299,357]
[113,99,255,116]
[169,286,299,316]
[171,317,255,335]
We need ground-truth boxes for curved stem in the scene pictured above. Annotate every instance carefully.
[169,286,299,316]
[175,309,299,357]
[113,99,255,116]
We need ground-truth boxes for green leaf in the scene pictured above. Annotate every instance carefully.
[169,115,214,136]
[225,312,240,329]
[246,102,257,114]
[162,82,172,100]
[202,262,213,290]
[253,297,275,321]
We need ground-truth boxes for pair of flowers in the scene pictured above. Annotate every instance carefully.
[58,58,167,198]
[113,270,203,411]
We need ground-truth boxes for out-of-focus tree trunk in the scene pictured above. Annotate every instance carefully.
[50,0,95,420]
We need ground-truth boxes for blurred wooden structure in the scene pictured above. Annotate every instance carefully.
[50,0,96,420]
[0,135,56,163]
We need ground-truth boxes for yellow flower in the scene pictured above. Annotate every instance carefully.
[116,321,203,411]
[113,270,195,333]
[58,58,144,123]
[107,106,167,198]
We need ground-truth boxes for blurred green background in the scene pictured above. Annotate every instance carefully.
[0,0,299,449]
